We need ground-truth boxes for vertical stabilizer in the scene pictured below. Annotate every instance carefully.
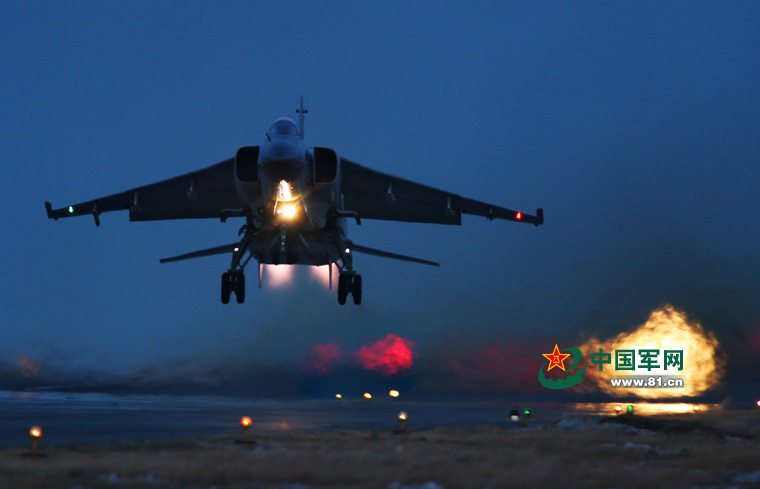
[296,95,307,139]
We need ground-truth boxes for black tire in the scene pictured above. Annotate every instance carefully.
[338,274,348,305]
[221,273,231,304]
[235,273,246,304]
[352,274,362,305]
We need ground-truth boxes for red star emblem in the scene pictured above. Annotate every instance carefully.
[542,344,572,371]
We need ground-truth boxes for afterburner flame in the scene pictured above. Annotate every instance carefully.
[309,264,337,289]
[265,265,295,288]
[578,305,724,398]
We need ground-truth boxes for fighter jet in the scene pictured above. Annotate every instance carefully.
[45,97,543,305]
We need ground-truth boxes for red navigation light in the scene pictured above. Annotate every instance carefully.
[516,212,522,220]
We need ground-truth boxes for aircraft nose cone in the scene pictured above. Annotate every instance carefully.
[260,139,305,183]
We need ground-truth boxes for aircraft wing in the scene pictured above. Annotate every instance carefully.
[45,158,245,224]
[340,159,544,226]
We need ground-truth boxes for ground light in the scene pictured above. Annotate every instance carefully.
[397,412,408,434]
[389,390,399,398]
[627,405,634,414]
[693,405,700,413]
[29,426,42,452]
[335,394,342,399]
[363,393,372,399]
[523,409,531,426]
[236,417,253,444]
[756,400,759,408]
[615,405,622,415]
[509,409,520,422]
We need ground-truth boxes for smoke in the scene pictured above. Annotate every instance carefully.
[354,334,415,376]
[302,343,342,375]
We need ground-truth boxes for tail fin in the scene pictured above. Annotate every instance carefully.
[296,95,307,139]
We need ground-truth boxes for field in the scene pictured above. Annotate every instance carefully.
[1,410,758,489]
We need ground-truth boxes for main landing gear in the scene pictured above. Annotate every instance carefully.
[337,273,362,305]
[222,272,245,304]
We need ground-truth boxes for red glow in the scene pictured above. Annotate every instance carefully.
[448,342,541,393]
[303,343,341,374]
[355,334,415,375]
[516,212,522,220]
[751,326,760,351]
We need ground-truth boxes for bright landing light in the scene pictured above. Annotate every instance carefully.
[283,205,296,218]
[278,180,292,201]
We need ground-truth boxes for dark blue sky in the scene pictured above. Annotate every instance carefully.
[1,2,758,385]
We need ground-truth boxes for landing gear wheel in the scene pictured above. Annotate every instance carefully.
[337,274,348,305]
[235,273,246,304]
[352,275,362,305]
[221,272,231,304]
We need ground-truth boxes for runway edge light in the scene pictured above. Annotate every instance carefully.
[397,412,408,434]
[239,417,252,443]
[29,426,42,452]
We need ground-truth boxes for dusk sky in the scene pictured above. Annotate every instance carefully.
[1,2,758,394]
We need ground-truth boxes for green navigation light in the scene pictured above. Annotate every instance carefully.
[627,405,634,413]
[524,410,530,416]
[68,206,74,213]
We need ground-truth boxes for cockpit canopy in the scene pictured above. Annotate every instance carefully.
[269,118,299,136]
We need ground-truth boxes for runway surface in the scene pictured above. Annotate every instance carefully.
[0,390,717,447]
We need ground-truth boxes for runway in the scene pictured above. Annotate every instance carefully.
[0,390,721,447]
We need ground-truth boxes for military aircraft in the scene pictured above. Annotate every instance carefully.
[45,97,543,305]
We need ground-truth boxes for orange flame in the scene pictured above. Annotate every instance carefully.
[577,305,724,398]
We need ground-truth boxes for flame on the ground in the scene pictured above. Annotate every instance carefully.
[577,305,724,398]
[309,264,338,289]
[264,265,295,288]
[570,402,718,415]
